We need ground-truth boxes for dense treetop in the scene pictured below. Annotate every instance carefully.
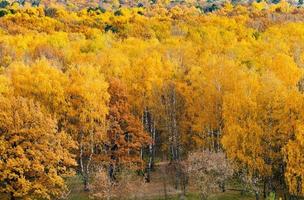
[1,1,304,199]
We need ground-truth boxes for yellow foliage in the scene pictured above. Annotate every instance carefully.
[0,97,76,199]
[0,3,304,197]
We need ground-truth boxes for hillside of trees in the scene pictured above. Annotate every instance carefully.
[0,0,304,199]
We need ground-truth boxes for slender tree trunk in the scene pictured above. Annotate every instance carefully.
[10,192,16,200]
[263,179,267,198]
[144,108,151,182]
[255,191,259,200]
[216,129,221,152]
[79,132,86,190]
[108,163,116,181]
[79,131,94,191]
[143,107,157,182]
[220,182,225,192]
[208,128,212,151]
[161,163,168,200]
[172,87,179,161]
[151,121,156,169]
[170,85,182,189]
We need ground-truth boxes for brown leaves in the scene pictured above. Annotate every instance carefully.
[105,78,150,169]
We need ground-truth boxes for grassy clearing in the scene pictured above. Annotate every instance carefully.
[142,191,254,200]
[67,176,90,200]
[65,165,255,200]
[66,180,255,200]
[67,193,254,200]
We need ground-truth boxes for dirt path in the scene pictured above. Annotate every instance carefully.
[125,162,183,200]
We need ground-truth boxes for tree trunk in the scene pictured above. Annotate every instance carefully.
[220,182,225,192]
[161,164,168,200]
[79,131,94,191]
[10,192,16,200]
[255,191,259,200]
[108,163,116,181]
[143,108,157,182]
[83,176,90,191]
[263,179,266,198]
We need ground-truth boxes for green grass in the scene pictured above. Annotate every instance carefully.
[153,191,254,200]
[65,174,256,200]
[209,191,254,200]
[68,192,89,200]
[66,189,255,200]
[67,176,90,200]
[68,195,90,200]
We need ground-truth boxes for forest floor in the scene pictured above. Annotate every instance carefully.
[67,162,255,200]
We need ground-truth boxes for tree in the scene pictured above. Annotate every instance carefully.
[186,150,233,200]
[222,71,304,198]
[65,65,109,191]
[105,78,150,180]
[0,96,76,200]
[8,59,68,116]
[283,125,304,196]
[7,57,110,193]
[7,60,110,193]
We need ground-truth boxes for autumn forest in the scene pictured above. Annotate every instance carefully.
[0,0,304,199]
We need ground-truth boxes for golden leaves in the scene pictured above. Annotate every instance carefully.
[1,3,304,197]
[0,97,76,199]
